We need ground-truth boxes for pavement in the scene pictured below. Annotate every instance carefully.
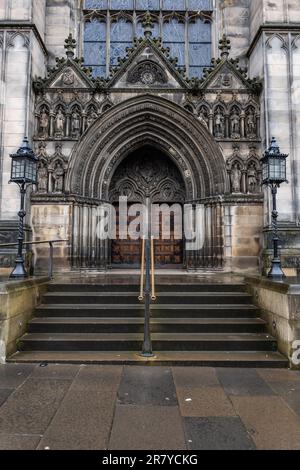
[0,364,300,450]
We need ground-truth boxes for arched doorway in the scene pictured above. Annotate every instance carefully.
[109,146,186,268]
[67,95,227,271]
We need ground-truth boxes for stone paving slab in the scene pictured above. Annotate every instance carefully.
[230,396,300,450]
[30,364,80,380]
[0,364,300,450]
[0,390,13,407]
[216,368,275,396]
[184,417,255,450]
[118,366,177,406]
[176,386,236,417]
[37,366,122,450]
[0,363,35,389]
[0,377,72,435]
[0,433,41,450]
[109,405,186,450]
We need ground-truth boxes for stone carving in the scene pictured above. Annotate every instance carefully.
[63,68,75,86]
[38,106,50,139]
[71,107,81,138]
[47,143,68,194]
[247,162,259,194]
[55,107,66,138]
[87,107,98,127]
[246,107,256,138]
[53,162,65,193]
[198,106,209,129]
[127,60,168,85]
[230,107,240,139]
[214,107,225,138]
[37,161,48,193]
[109,147,186,203]
[230,163,242,193]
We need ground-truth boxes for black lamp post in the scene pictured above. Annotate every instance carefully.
[9,137,38,279]
[261,137,288,280]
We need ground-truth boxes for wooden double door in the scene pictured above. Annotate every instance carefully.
[111,204,183,267]
[109,146,186,268]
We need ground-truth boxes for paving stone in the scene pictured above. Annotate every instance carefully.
[0,364,34,389]
[0,378,72,435]
[74,365,123,391]
[216,368,275,396]
[231,396,300,450]
[257,380,300,419]
[37,366,122,450]
[172,367,219,388]
[109,405,186,450]
[184,417,255,450]
[0,390,13,407]
[31,364,80,379]
[118,366,177,406]
[0,433,41,450]
[257,369,300,383]
[176,386,236,417]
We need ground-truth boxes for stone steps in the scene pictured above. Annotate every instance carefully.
[9,281,288,367]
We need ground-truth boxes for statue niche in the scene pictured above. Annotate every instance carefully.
[230,106,241,139]
[54,106,66,138]
[36,142,49,193]
[214,106,225,138]
[38,106,50,139]
[245,106,257,139]
[198,106,209,129]
[48,143,68,194]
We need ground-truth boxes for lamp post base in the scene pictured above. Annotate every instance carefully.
[10,260,28,279]
[268,258,285,281]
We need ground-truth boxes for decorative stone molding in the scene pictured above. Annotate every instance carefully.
[127,60,168,85]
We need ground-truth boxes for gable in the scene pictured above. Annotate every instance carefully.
[47,63,93,90]
[198,57,262,95]
[109,42,187,90]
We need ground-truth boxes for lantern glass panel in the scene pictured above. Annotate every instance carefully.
[25,160,37,183]
[262,160,269,183]
[12,158,25,180]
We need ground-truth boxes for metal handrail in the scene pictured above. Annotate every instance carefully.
[151,236,156,301]
[0,239,69,278]
[138,237,145,301]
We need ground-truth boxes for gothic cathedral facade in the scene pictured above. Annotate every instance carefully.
[0,0,299,274]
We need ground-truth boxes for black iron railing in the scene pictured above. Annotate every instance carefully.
[0,239,69,278]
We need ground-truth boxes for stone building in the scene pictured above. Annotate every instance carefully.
[0,0,299,275]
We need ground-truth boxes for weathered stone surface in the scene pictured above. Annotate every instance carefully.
[109,405,186,451]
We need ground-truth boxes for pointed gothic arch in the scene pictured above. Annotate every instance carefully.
[67,95,227,201]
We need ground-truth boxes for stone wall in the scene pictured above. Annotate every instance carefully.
[245,276,300,369]
[0,276,49,362]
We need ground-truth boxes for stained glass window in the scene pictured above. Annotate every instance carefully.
[83,1,212,78]
[110,17,133,65]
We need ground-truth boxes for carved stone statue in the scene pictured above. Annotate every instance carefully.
[230,110,240,138]
[55,107,65,137]
[53,162,64,193]
[39,108,49,139]
[247,164,258,193]
[87,110,98,127]
[198,108,209,129]
[214,109,224,137]
[37,162,48,193]
[246,111,256,137]
[231,163,242,193]
[71,110,81,137]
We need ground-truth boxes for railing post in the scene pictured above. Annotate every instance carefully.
[49,242,54,278]
[141,196,154,358]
